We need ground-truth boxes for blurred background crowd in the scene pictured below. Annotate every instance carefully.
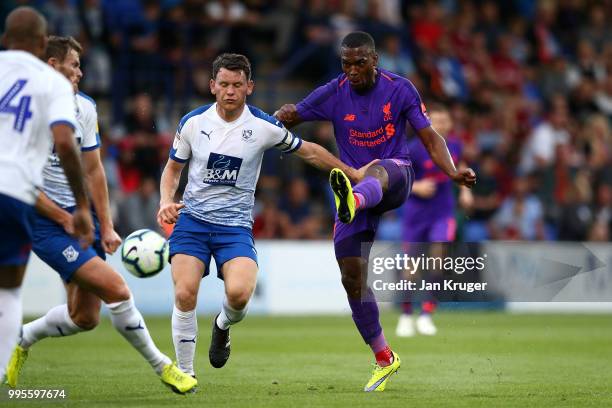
[1,0,610,242]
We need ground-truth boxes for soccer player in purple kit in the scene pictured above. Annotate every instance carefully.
[396,104,474,338]
[275,32,476,392]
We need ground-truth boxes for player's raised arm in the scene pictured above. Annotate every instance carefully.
[416,126,476,188]
[51,123,94,246]
[158,159,186,226]
[293,140,378,184]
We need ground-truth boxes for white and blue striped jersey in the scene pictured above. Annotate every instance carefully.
[42,92,100,208]
[0,50,78,205]
[170,103,302,228]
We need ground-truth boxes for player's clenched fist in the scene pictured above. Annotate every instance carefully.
[273,104,298,123]
[157,202,185,226]
[451,168,477,188]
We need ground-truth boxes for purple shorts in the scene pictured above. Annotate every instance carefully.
[334,159,414,259]
[403,215,457,242]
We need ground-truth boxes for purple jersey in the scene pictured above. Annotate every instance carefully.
[404,136,463,218]
[296,69,431,168]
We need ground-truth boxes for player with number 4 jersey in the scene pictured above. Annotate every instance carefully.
[5,35,196,395]
[0,7,92,385]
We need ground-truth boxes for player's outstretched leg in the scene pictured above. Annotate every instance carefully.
[352,288,401,392]
[74,258,196,394]
[210,257,256,368]
[8,299,97,387]
[338,257,400,392]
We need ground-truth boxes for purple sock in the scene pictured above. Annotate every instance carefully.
[347,289,386,353]
[401,301,413,315]
[370,332,388,353]
[353,177,383,209]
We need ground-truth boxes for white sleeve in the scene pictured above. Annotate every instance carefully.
[169,117,192,163]
[269,124,302,154]
[47,73,77,130]
[81,101,100,151]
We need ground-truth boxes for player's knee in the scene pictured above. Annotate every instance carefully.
[105,281,131,304]
[226,286,252,310]
[175,286,198,310]
[71,310,100,331]
[341,271,362,298]
[365,165,389,191]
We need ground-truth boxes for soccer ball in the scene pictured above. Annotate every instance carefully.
[121,229,169,278]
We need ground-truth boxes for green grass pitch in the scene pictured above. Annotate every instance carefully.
[5,312,612,407]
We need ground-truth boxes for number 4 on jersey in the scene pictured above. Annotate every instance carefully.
[0,79,33,132]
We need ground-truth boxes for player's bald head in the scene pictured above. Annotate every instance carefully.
[2,6,48,56]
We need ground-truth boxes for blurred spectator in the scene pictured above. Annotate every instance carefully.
[491,34,523,92]
[593,181,612,239]
[557,170,594,241]
[529,0,562,64]
[205,0,260,61]
[539,56,572,100]
[377,34,415,79]
[464,152,501,241]
[360,0,400,43]
[566,40,606,89]
[519,97,570,175]
[595,74,612,117]
[117,177,161,236]
[474,0,502,52]
[117,93,166,192]
[491,176,545,240]
[78,0,112,96]
[42,0,82,38]
[579,3,612,53]
[295,0,336,80]
[253,193,283,239]
[410,1,446,52]
[278,179,323,239]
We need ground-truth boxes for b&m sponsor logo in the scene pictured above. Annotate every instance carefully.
[203,152,242,186]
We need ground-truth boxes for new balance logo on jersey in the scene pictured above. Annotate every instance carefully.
[203,152,242,186]
[62,245,79,263]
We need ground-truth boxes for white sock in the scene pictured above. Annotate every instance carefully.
[172,305,197,376]
[20,304,83,349]
[0,288,22,380]
[106,295,170,374]
[216,298,248,330]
